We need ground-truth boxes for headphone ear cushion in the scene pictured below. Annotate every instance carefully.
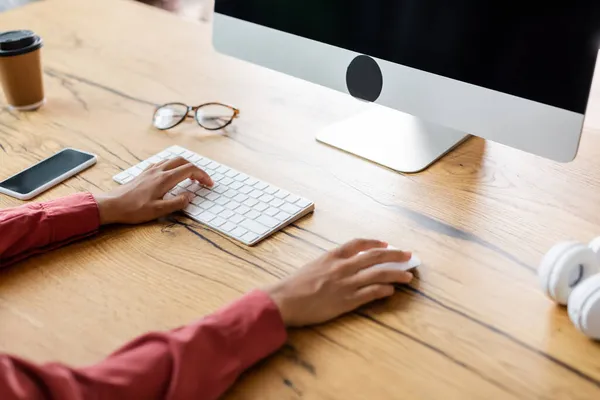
[538,242,598,305]
[568,274,600,340]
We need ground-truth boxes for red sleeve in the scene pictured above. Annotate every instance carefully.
[0,192,100,268]
[0,290,287,400]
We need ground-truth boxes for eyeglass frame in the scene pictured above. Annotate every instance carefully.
[152,102,240,131]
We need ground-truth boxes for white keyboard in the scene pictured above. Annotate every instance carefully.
[112,145,315,245]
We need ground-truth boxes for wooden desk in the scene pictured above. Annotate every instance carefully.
[1,0,600,398]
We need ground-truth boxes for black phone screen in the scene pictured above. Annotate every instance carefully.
[0,149,95,195]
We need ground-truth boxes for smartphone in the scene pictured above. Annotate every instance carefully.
[0,148,97,200]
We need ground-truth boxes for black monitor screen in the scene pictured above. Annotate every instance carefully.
[216,1,600,114]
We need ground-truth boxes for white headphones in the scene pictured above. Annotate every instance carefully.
[538,237,600,339]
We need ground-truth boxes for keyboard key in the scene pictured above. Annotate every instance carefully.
[256,214,279,228]
[254,181,269,190]
[199,200,216,210]
[226,170,239,178]
[243,198,258,207]
[210,217,226,227]
[285,194,300,204]
[259,194,274,203]
[206,170,216,177]
[213,173,225,182]
[114,171,131,182]
[245,177,258,186]
[205,192,220,201]
[235,173,249,182]
[241,232,259,243]
[190,155,202,163]
[188,182,203,192]
[221,222,237,232]
[274,190,290,199]
[265,207,279,217]
[224,189,238,198]
[230,181,243,190]
[184,204,202,216]
[264,186,278,195]
[225,201,241,210]
[163,192,176,200]
[128,166,144,177]
[234,194,249,203]
[197,188,212,197]
[171,186,188,196]
[231,227,248,238]
[148,155,162,164]
[229,214,244,224]
[178,178,193,188]
[217,165,230,174]
[196,158,211,167]
[169,146,186,155]
[275,211,292,221]
[236,205,251,215]
[158,150,171,158]
[270,198,284,208]
[198,211,216,223]
[249,189,263,198]
[253,202,269,212]
[280,203,301,215]
[137,161,151,170]
[220,177,234,186]
[215,197,230,206]
[182,150,195,160]
[240,219,269,235]
[192,196,206,206]
[210,204,225,215]
[219,209,235,219]
[166,153,178,159]
[245,210,261,220]
[296,198,312,208]
[239,185,253,194]
[213,184,228,194]
[208,161,221,169]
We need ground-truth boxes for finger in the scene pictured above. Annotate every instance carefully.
[333,239,388,259]
[150,159,169,169]
[153,193,193,217]
[351,267,413,287]
[344,249,412,272]
[162,162,214,189]
[157,156,191,171]
[350,284,395,307]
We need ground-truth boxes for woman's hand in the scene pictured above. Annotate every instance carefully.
[95,157,213,225]
[265,239,414,327]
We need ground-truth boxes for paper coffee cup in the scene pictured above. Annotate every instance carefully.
[0,30,45,111]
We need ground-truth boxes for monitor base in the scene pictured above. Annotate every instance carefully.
[316,106,471,173]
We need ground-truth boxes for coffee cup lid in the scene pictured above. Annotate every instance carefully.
[0,30,43,57]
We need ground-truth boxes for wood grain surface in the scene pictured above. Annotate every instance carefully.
[1,0,600,398]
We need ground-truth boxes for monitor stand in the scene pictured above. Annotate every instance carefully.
[316,105,471,173]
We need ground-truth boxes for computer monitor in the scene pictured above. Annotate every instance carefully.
[213,2,600,172]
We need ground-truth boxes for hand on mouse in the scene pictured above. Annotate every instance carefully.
[95,157,213,225]
[264,239,414,327]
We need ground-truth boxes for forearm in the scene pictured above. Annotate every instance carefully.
[0,290,287,400]
[0,192,100,268]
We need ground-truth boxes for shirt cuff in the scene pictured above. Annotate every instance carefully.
[43,192,101,243]
[199,289,287,370]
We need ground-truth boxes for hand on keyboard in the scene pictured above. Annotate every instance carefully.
[114,146,315,245]
[264,239,414,327]
[97,157,212,225]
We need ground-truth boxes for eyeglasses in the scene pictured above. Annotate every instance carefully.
[152,102,240,131]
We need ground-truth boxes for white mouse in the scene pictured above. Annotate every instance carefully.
[360,245,421,271]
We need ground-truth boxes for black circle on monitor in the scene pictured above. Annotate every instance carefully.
[346,55,383,102]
